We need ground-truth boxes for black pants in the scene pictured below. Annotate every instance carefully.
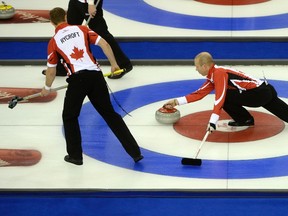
[223,83,288,123]
[62,71,141,160]
[66,0,131,68]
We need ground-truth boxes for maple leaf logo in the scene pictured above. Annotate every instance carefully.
[70,46,84,61]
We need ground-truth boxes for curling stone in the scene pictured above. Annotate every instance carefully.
[155,107,181,124]
[0,2,15,20]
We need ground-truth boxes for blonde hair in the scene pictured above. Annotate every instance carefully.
[194,52,214,66]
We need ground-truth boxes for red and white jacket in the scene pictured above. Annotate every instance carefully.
[177,64,264,124]
[47,23,101,76]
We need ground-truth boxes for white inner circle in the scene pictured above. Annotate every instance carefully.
[217,120,249,132]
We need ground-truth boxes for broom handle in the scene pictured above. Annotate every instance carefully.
[103,69,124,77]
[194,131,210,159]
[23,85,68,101]
[95,0,101,7]
[85,16,92,26]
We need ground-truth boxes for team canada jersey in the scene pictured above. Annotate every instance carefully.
[177,64,264,124]
[47,23,101,76]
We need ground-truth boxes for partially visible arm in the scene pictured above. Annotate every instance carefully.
[163,80,214,109]
[185,81,214,103]
[207,71,229,128]
[88,0,96,17]
[41,67,57,96]
[209,71,228,124]
[97,38,120,72]
[42,38,58,96]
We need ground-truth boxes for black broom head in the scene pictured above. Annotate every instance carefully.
[181,158,202,166]
[8,96,22,109]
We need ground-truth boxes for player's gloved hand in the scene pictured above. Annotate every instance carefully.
[207,122,216,133]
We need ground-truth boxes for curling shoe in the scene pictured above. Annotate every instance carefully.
[64,155,83,165]
[228,118,254,127]
[133,155,144,163]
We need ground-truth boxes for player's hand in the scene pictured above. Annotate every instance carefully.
[207,122,216,133]
[41,87,50,97]
[110,66,121,77]
[163,99,178,109]
[88,5,97,17]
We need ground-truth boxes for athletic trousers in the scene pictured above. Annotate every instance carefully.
[62,71,141,160]
[66,0,131,69]
[223,83,288,123]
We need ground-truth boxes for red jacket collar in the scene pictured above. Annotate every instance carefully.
[55,22,69,33]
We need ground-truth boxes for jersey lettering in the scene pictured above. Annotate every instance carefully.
[60,32,81,44]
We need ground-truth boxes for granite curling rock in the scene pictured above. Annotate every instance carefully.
[155,107,181,124]
[0,2,15,19]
